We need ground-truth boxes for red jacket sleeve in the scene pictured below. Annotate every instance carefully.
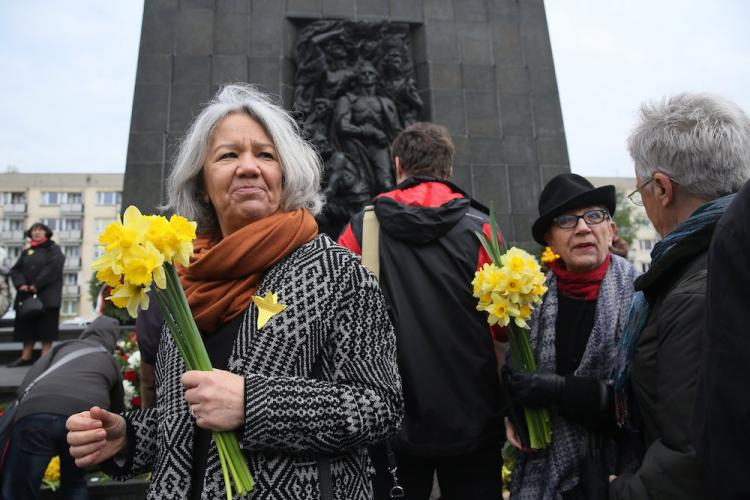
[337,223,362,255]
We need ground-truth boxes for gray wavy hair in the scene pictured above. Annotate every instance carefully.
[628,92,750,200]
[164,83,324,232]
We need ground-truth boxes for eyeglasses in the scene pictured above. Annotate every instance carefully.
[627,176,655,206]
[552,209,610,229]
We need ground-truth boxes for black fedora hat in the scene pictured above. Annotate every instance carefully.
[531,173,616,245]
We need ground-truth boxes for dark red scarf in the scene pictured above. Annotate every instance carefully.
[30,238,49,247]
[550,254,611,301]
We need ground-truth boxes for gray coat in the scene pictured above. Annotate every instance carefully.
[106,235,403,499]
[610,225,713,500]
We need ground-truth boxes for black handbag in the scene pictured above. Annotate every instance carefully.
[17,293,44,320]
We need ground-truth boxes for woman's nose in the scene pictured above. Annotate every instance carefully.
[236,154,260,175]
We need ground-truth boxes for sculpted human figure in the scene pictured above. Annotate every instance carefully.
[334,60,402,194]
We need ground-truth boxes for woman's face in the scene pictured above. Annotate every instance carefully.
[203,113,283,236]
[30,227,47,242]
[546,205,615,273]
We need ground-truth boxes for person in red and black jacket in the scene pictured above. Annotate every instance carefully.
[338,122,506,500]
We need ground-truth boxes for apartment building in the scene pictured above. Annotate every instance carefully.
[589,176,659,273]
[0,173,123,320]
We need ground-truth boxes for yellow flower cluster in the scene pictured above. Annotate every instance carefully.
[92,206,197,317]
[541,246,560,264]
[472,247,548,328]
[44,456,60,482]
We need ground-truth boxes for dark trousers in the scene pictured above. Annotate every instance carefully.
[2,413,88,500]
[371,444,502,500]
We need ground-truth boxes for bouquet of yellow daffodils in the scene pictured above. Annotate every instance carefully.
[472,210,552,449]
[92,206,254,498]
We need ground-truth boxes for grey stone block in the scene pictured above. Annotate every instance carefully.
[487,0,519,22]
[490,19,522,66]
[322,0,355,17]
[429,63,461,90]
[496,65,529,95]
[469,137,502,164]
[465,91,500,137]
[462,64,495,90]
[280,83,295,108]
[126,132,166,164]
[508,165,541,212]
[494,213,514,242]
[424,20,459,63]
[286,0,323,16]
[214,13,249,55]
[457,22,492,65]
[536,136,568,165]
[249,16,283,57]
[281,57,296,85]
[123,163,168,214]
[430,90,466,136]
[176,9,214,55]
[454,0,486,22]
[471,164,510,213]
[541,164,570,185]
[174,55,211,84]
[452,135,470,165]
[389,0,423,22]
[450,163,472,193]
[414,62,430,92]
[213,55,248,85]
[249,57,281,89]
[498,94,533,136]
[182,0,214,9]
[144,0,178,12]
[423,0,453,20]
[532,94,564,136]
[169,84,211,133]
[357,0,388,17]
[216,0,250,13]
[501,135,535,164]
[140,9,177,54]
[136,54,173,84]
[252,0,285,15]
[412,25,428,64]
[130,84,169,132]
[529,66,557,95]
[520,1,552,67]
[512,213,537,244]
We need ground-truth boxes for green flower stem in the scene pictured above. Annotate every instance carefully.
[153,263,254,497]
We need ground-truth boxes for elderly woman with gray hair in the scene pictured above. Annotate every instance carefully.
[609,93,750,499]
[66,83,403,499]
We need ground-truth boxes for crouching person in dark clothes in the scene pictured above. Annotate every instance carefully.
[1,316,124,500]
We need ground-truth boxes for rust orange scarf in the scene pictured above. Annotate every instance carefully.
[179,209,318,333]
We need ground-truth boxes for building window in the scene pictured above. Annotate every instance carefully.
[1,192,26,204]
[40,218,62,231]
[62,218,82,231]
[65,192,82,204]
[96,191,122,206]
[0,219,25,231]
[639,239,654,251]
[62,299,79,315]
[93,245,105,259]
[5,246,22,263]
[40,192,61,205]
[63,245,80,259]
[64,273,79,285]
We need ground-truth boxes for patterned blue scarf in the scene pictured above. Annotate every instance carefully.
[612,193,736,427]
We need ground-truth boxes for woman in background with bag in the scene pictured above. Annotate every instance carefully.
[8,222,65,367]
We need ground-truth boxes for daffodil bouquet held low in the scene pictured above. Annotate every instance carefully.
[92,206,254,498]
[472,210,552,449]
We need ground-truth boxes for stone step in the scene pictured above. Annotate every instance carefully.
[39,475,148,499]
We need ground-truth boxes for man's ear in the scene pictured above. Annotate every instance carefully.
[652,172,675,208]
[394,156,404,182]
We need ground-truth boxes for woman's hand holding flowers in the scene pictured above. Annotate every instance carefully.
[182,370,245,431]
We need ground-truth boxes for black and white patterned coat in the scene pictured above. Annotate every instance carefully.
[112,235,403,499]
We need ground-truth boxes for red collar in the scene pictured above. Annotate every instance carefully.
[377,181,463,207]
[550,254,611,301]
[30,238,49,247]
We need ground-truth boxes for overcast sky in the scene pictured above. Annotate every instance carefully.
[1,1,748,177]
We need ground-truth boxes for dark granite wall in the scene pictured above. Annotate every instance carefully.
[124,0,569,245]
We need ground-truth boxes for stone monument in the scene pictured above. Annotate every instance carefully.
[123,0,569,246]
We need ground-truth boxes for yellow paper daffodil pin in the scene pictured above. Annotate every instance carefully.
[251,291,287,329]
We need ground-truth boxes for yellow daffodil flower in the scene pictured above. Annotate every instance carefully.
[109,282,150,318]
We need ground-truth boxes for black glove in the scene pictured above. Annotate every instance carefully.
[502,366,565,407]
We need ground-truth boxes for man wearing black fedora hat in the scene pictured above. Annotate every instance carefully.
[504,173,639,499]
